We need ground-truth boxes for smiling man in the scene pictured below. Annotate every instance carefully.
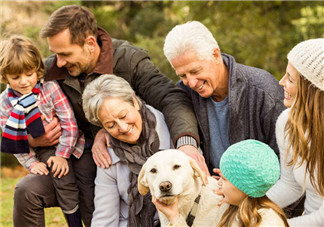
[164,21,286,172]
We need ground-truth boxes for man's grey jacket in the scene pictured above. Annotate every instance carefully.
[178,53,286,171]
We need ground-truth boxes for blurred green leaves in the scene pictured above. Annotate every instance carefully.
[1,1,323,82]
[0,0,323,80]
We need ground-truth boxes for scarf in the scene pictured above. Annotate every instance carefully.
[109,104,160,227]
[1,80,45,154]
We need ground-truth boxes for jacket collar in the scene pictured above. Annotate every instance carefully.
[45,27,113,81]
[221,53,235,82]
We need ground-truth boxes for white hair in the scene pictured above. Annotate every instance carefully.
[164,21,220,65]
[82,74,142,127]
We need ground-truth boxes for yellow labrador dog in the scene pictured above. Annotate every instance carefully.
[138,149,228,226]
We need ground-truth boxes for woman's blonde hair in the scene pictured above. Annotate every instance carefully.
[0,35,44,84]
[217,196,288,227]
[285,74,324,196]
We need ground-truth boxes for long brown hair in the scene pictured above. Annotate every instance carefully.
[217,196,288,227]
[285,75,324,196]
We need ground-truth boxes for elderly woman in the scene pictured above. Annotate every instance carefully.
[82,74,172,227]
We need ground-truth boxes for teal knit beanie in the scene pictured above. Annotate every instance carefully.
[220,139,280,198]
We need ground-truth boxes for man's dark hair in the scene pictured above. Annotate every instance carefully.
[40,5,97,46]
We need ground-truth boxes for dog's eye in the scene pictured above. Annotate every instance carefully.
[150,168,157,173]
[173,164,181,170]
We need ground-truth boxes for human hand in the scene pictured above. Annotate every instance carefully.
[28,116,62,147]
[178,145,210,176]
[92,128,112,168]
[47,156,69,178]
[30,162,49,175]
[212,168,221,180]
[152,196,180,224]
[212,169,225,206]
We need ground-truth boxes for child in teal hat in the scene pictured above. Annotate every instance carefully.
[217,139,288,226]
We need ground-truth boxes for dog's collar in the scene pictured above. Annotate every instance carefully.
[185,194,201,226]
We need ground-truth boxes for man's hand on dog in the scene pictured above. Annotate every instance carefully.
[178,145,210,176]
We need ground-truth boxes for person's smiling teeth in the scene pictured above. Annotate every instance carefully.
[198,81,206,90]
[284,91,293,99]
[127,126,134,134]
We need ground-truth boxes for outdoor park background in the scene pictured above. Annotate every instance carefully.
[0,1,323,226]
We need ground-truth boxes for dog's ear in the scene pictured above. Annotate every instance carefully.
[138,164,150,195]
[189,159,207,186]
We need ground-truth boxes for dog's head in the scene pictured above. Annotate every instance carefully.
[138,149,206,205]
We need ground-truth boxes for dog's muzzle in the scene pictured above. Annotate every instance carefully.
[158,181,177,205]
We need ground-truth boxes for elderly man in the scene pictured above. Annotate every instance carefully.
[164,21,286,172]
[13,6,206,227]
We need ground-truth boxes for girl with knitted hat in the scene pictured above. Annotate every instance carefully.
[266,38,324,226]
[153,139,288,226]
[216,139,288,226]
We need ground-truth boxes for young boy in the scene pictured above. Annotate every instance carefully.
[0,35,84,227]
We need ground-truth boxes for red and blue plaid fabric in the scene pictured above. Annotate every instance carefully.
[1,81,45,154]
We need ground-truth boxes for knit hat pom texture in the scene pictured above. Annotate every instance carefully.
[220,139,280,198]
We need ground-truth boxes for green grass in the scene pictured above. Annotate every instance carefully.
[1,175,67,227]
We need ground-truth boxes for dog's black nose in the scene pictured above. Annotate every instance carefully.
[159,181,172,192]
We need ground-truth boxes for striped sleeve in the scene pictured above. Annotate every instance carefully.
[0,89,11,132]
[0,89,38,170]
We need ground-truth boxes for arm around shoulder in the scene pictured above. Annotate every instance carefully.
[126,49,199,145]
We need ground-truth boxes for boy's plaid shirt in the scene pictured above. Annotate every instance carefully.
[0,81,84,171]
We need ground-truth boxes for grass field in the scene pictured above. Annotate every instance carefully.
[1,166,67,227]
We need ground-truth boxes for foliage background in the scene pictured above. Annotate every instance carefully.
[1,1,323,84]
[0,0,323,168]
[0,0,323,170]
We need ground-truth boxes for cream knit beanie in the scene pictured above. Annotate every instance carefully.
[287,38,324,91]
